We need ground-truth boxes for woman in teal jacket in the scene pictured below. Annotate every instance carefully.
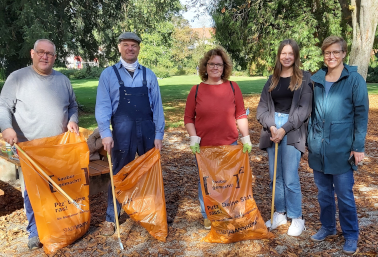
[308,36,369,255]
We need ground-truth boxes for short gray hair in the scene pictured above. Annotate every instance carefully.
[34,39,56,54]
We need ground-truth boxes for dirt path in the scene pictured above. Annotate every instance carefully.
[1,95,377,256]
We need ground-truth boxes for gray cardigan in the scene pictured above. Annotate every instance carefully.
[256,71,313,153]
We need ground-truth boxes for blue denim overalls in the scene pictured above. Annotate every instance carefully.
[106,65,155,222]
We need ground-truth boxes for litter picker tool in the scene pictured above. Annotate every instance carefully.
[270,142,278,231]
[13,143,84,211]
[107,153,124,250]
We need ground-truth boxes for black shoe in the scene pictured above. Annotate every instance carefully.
[28,236,42,250]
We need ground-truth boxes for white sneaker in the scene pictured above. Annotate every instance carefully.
[265,212,287,230]
[287,218,306,236]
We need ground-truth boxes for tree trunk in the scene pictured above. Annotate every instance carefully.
[348,0,378,80]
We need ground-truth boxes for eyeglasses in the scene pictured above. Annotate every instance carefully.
[207,62,224,68]
[324,50,344,57]
[34,50,55,58]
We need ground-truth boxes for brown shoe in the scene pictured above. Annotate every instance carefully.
[204,218,211,230]
[101,221,115,236]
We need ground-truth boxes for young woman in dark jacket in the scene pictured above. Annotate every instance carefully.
[256,39,313,236]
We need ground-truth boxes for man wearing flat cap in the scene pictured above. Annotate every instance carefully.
[95,32,165,235]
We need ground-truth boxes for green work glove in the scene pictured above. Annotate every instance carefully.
[241,135,252,153]
[190,143,200,154]
[190,136,201,154]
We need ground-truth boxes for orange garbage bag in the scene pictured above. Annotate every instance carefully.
[18,132,90,254]
[113,148,168,242]
[197,145,274,243]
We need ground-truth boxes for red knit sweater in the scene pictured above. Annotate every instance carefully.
[184,81,247,146]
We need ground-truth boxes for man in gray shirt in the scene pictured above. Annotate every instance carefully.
[0,39,79,250]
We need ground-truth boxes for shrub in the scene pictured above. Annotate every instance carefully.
[87,67,104,78]
[169,67,179,77]
[367,66,378,83]
[0,68,5,81]
[175,68,186,76]
[54,67,105,79]
[152,67,170,78]
[232,70,249,76]
[183,67,197,75]
[171,67,196,76]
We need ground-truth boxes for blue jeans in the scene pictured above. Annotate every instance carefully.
[24,188,38,238]
[197,141,238,219]
[313,169,359,240]
[266,112,302,219]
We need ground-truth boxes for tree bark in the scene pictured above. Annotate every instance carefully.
[348,0,378,80]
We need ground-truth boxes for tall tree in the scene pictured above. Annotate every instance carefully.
[339,0,378,79]
[171,17,199,68]
[0,0,181,76]
[210,0,346,75]
[138,21,175,68]
[203,0,377,79]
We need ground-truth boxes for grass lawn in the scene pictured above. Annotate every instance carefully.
[367,83,378,94]
[156,75,268,101]
[71,75,267,106]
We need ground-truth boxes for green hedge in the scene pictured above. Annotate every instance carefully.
[367,65,378,83]
[232,70,250,76]
[54,67,105,79]
[152,66,171,78]
[151,66,198,79]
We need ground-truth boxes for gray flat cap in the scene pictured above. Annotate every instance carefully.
[118,32,142,43]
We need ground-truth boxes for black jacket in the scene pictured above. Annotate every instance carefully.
[256,71,313,153]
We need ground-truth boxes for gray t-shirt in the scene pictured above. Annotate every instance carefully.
[0,66,78,142]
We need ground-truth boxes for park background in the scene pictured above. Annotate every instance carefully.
[0,0,378,256]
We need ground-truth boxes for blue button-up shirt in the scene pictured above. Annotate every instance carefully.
[95,62,165,140]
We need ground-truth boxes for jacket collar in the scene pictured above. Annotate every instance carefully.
[311,63,357,86]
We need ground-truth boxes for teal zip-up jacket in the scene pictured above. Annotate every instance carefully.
[307,64,369,174]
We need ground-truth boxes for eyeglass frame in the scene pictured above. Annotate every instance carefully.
[207,62,224,68]
[34,49,56,58]
[323,50,344,58]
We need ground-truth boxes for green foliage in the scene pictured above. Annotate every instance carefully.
[366,50,378,83]
[0,68,5,81]
[367,66,378,83]
[211,0,352,75]
[139,21,175,69]
[232,70,250,77]
[149,66,197,79]
[151,67,171,79]
[55,67,105,80]
[0,0,181,76]
[138,15,214,78]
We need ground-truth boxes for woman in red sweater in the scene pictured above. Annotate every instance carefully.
[184,46,251,229]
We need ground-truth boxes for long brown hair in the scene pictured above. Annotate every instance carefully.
[269,39,303,92]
